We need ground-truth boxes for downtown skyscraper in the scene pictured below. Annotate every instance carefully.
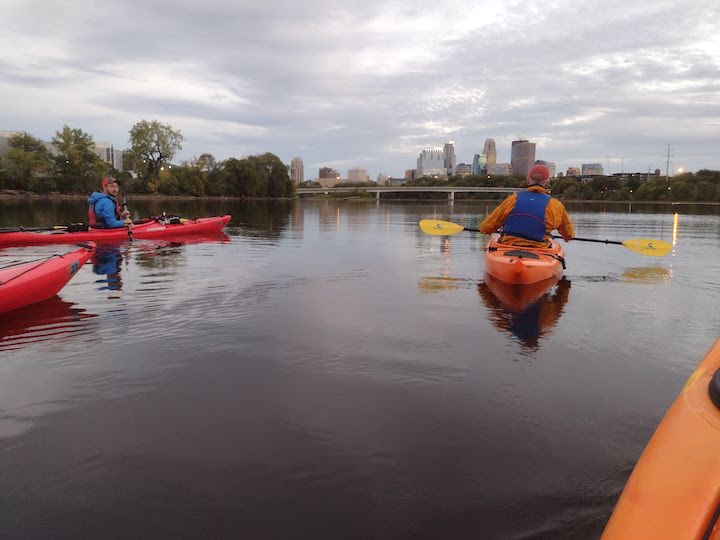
[290,157,304,184]
[443,141,456,176]
[483,139,497,166]
[511,140,536,178]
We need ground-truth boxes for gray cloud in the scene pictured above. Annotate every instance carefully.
[1,0,718,178]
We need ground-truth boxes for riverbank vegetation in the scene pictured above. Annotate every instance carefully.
[400,170,720,202]
[0,122,294,198]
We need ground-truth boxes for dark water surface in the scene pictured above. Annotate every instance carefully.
[0,199,718,539]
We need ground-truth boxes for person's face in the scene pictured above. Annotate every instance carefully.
[104,182,120,196]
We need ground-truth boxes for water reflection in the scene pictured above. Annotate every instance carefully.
[417,276,472,292]
[92,245,124,291]
[0,296,97,352]
[478,275,571,350]
[622,266,672,284]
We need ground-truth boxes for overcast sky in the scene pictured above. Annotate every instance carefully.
[2,0,718,179]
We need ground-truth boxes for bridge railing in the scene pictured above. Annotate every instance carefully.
[295,186,522,200]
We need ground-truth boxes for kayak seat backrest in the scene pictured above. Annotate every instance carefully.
[709,368,720,412]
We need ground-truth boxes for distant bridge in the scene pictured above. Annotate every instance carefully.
[295,186,522,200]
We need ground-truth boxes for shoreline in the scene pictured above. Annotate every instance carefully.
[0,191,718,205]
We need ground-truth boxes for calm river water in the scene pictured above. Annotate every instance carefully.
[0,198,718,539]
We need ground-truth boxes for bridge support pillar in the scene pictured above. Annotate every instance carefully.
[376,191,381,201]
[448,191,455,201]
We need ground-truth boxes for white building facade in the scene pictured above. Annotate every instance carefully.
[417,148,445,177]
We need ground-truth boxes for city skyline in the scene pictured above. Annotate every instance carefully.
[2,1,718,180]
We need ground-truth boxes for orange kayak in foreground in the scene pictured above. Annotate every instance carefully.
[602,337,720,539]
[484,235,565,285]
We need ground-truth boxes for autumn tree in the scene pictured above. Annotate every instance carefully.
[128,120,184,190]
[0,132,52,190]
[52,125,108,193]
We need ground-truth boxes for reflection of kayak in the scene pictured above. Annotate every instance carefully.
[0,296,97,351]
[483,273,560,312]
[0,215,232,246]
[602,337,720,539]
[140,230,232,248]
[0,242,95,314]
[484,235,565,284]
[479,274,570,350]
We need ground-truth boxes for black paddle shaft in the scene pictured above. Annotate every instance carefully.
[550,234,622,245]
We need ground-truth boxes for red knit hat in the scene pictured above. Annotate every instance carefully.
[527,165,550,183]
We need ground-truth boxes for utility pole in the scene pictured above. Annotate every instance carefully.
[665,144,671,182]
[621,156,624,174]
[606,154,611,176]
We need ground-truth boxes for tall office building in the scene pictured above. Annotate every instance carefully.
[93,142,124,172]
[417,148,445,177]
[581,163,603,176]
[472,154,487,175]
[443,141,456,176]
[488,163,512,176]
[319,167,340,179]
[511,139,536,177]
[566,166,581,177]
[290,157,304,184]
[483,139,497,166]
[456,163,471,176]
[347,167,369,182]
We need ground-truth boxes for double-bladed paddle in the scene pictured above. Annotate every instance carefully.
[122,195,133,242]
[418,219,672,257]
[0,225,69,234]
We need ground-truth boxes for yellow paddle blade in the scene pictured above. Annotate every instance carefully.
[622,238,672,257]
[419,219,465,236]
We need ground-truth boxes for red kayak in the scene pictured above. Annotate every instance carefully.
[0,243,95,314]
[0,215,232,246]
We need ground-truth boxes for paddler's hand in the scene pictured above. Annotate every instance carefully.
[120,209,131,219]
[124,217,133,225]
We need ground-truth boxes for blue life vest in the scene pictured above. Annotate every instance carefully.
[502,191,550,242]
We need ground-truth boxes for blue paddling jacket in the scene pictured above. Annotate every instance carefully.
[87,192,125,228]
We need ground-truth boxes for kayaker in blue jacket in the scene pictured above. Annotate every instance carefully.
[87,177,132,228]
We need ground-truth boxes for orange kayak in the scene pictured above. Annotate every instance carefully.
[484,235,565,285]
[602,337,720,539]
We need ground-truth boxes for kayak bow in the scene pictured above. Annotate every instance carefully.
[0,242,95,314]
[602,337,720,539]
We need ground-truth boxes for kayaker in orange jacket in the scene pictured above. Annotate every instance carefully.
[479,164,574,248]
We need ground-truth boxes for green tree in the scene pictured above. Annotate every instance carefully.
[214,153,293,198]
[260,153,294,198]
[52,125,108,193]
[157,163,206,196]
[196,153,218,174]
[128,120,184,188]
[1,132,52,191]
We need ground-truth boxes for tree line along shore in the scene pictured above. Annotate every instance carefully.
[1,121,718,202]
